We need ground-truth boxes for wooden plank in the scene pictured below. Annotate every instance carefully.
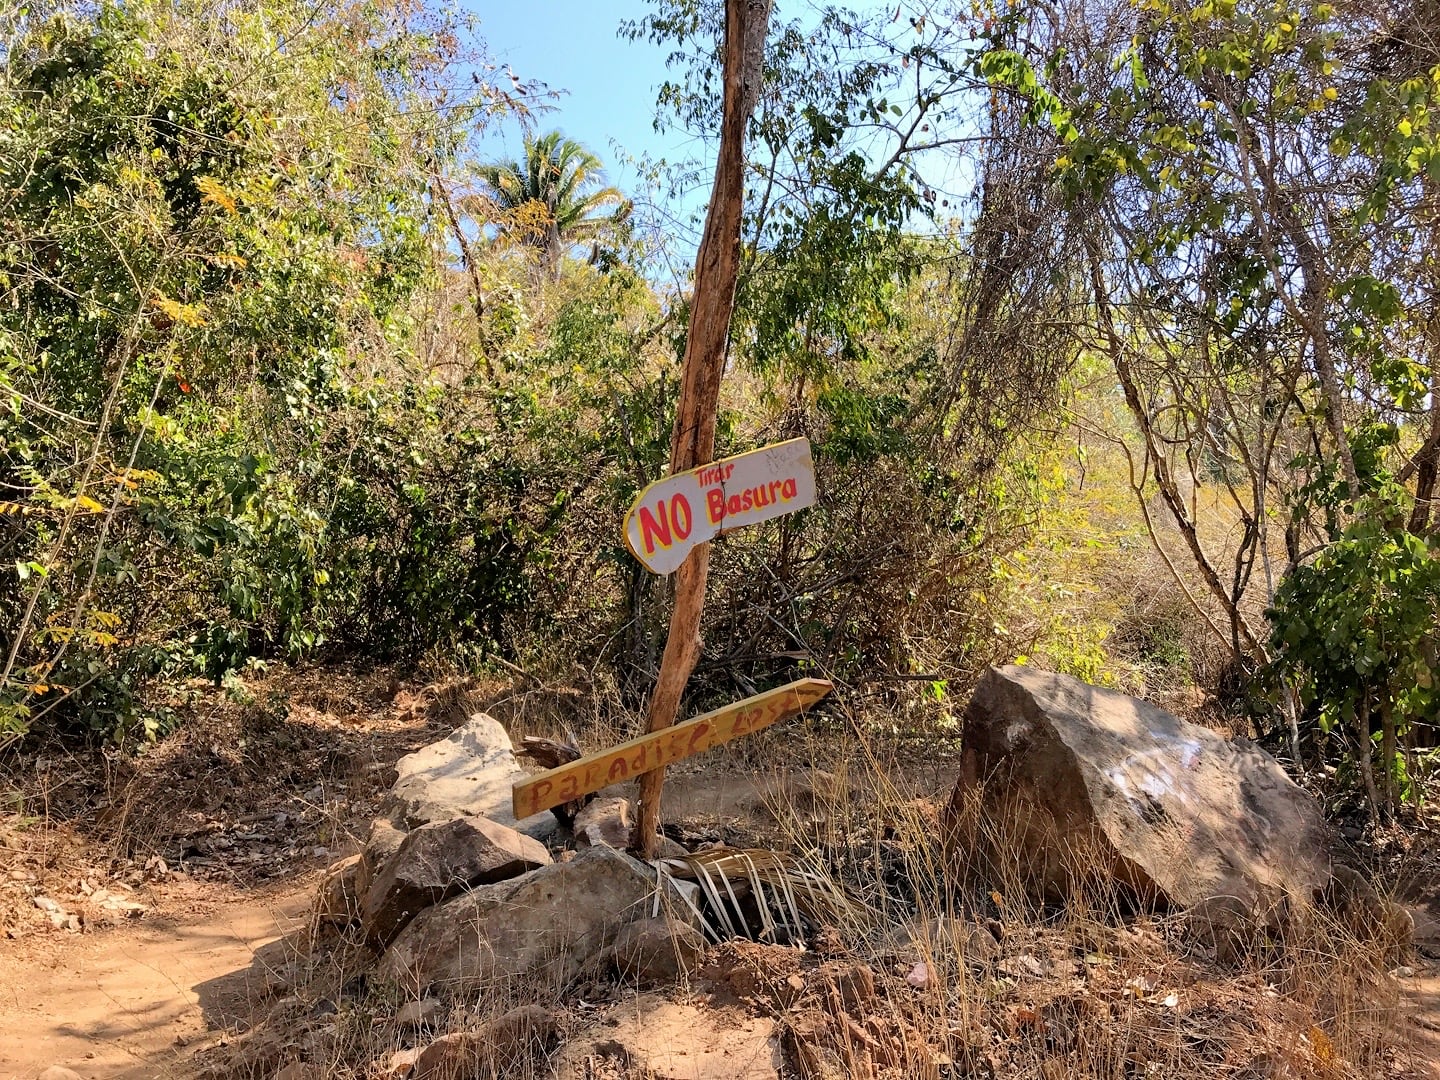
[512,678,832,819]
[623,438,817,575]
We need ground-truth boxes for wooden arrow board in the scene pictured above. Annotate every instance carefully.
[512,678,832,818]
[623,438,817,574]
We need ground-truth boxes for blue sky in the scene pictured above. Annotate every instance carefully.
[469,1,695,189]
[464,1,978,265]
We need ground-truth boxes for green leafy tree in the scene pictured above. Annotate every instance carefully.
[474,131,632,277]
[965,0,1440,797]
[0,0,507,741]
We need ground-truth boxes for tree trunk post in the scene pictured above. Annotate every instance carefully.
[630,0,772,858]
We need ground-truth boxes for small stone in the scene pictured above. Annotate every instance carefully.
[823,962,875,1009]
[380,847,671,994]
[378,1048,418,1078]
[313,855,363,927]
[38,1067,84,1080]
[574,798,632,850]
[904,960,933,990]
[383,713,554,839]
[362,816,551,947]
[395,997,444,1031]
[412,1006,557,1078]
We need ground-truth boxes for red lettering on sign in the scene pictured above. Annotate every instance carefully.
[638,503,672,554]
[670,493,692,540]
[707,488,726,524]
[688,721,711,754]
[782,478,798,500]
[527,779,553,817]
[608,756,629,781]
[732,707,762,736]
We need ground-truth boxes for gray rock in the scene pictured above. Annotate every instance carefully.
[411,1006,557,1079]
[573,797,632,849]
[656,834,690,860]
[395,997,444,1031]
[608,915,707,984]
[381,712,556,839]
[356,818,407,901]
[312,854,362,928]
[947,665,1332,942]
[362,815,551,947]
[379,846,668,995]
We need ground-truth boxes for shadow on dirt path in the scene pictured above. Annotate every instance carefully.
[0,885,310,1080]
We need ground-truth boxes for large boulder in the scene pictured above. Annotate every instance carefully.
[381,712,555,839]
[361,816,552,947]
[378,846,671,995]
[946,666,1332,934]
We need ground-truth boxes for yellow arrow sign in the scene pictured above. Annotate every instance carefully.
[512,678,832,819]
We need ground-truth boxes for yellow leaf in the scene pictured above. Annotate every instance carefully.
[1399,118,1414,136]
[196,175,238,214]
[27,684,48,695]
[207,252,249,269]
[1323,87,1337,101]
[152,294,208,328]
[74,495,106,513]
[1310,1025,1335,1065]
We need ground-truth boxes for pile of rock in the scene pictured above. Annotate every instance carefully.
[314,711,697,999]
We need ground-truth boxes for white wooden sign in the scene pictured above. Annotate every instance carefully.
[623,438,817,574]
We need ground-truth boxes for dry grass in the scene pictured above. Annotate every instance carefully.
[3,671,1430,1079]
[747,718,1423,1080]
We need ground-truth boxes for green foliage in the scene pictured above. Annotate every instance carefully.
[0,0,501,741]
[1269,484,1440,813]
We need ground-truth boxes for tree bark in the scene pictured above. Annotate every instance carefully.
[631,0,772,858]
[432,172,495,381]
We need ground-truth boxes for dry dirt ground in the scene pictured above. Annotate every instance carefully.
[1,669,1439,1079]
[0,879,313,1079]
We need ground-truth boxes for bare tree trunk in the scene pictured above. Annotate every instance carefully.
[1356,696,1381,822]
[431,172,495,382]
[1379,691,1397,820]
[1085,241,1267,662]
[631,0,772,858]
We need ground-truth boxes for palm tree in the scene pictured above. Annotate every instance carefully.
[473,131,631,277]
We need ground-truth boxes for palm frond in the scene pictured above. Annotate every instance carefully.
[653,847,868,945]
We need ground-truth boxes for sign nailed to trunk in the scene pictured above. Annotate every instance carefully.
[623,437,817,574]
[512,678,831,818]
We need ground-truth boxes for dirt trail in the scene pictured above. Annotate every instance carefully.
[0,884,311,1080]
